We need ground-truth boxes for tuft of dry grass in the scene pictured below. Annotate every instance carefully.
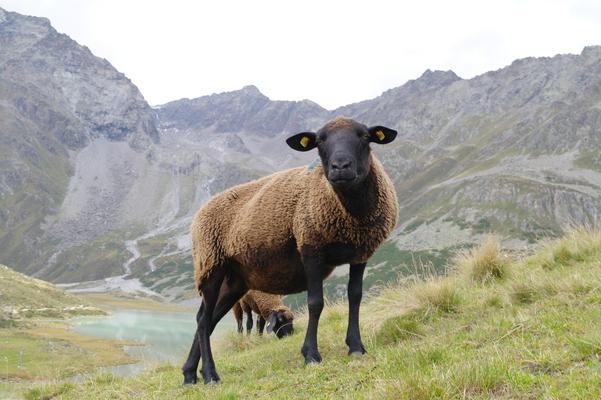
[454,236,510,283]
[363,273,461,341]
[534,227,601,270]
[361,276,421,340]
[413,277,461,313]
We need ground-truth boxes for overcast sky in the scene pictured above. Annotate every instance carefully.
[2,0,600,109]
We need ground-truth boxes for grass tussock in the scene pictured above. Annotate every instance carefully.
[376,312,425,345]
[454,235,510,282]
[533,227,601,270]
[16,228,601,399]
[569,333,601,359]
[413,277,461,313]
[511,280,540,304]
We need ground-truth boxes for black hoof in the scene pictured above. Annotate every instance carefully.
[303,352,322,364]
[182,373,198,385]
[301,345,322,364]
[201,370,221,385]
[347,342,366,356]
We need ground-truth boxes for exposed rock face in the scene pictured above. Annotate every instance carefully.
[328,47,601,246]
[2,6,601,299]
[0,7,159,277]
[0,9,158,147]
[157,85,329,136]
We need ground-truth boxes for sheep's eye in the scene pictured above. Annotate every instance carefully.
[317,135,326,143]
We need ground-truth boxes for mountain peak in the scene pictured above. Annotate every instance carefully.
[240,84,262,94]
[0,6,51,28]
[581,45,601,58]
[0,6,159,147]
[418,69,461,85]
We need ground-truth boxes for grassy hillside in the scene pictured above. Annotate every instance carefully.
[0,265,138,396]
[24,230,601,399]
[0,264,104,322]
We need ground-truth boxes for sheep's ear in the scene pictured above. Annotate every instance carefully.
[368,126,397,144]
[266,313,277,333]
[286,132,317,152]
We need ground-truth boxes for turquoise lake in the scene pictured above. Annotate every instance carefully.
[69,309,237,376]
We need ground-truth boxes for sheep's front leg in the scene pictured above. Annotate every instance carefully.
[301,251,324,364]
[346,263,366,355]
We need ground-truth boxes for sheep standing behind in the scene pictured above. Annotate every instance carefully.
[232,290,294,338]
[182,117,399,385]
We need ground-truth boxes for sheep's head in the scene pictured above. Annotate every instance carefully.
[286,117,397,192]
[266,308,294,339]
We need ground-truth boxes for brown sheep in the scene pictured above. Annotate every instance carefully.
[182,117,399,385]
[231,290,294,338]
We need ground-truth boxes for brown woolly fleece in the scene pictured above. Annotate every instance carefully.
[232,290,293,321]
[191,149,398,295]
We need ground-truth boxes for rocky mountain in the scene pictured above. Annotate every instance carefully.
[2,7,601,302]
[334,50,601,249]
[0,7,159,281]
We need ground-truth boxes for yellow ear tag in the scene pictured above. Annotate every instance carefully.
[376,130,385,141]
[300,136,310,148]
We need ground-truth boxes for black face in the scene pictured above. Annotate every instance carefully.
[266,311,294,339]
[316,126,371,191]
[286,118,397,193]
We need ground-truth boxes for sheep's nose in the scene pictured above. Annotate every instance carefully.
[331,158,352,171]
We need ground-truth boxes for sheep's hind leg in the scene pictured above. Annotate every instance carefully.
[182,305,203,384]
[182,269,246,385]
[346,263,366,356]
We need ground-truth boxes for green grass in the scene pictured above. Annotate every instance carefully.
[0,264,105,320]
[0,322,137,381]
[403,219,424,233]
[574,149,601,172]
[19,228,601,399]
[46,231,132,282]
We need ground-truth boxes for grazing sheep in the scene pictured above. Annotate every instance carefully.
[182,117,399,385]
[232,290,294,338]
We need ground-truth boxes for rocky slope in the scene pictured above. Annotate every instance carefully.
[334,50,601,247]
[0,7,157,280]
[2,7,601,301]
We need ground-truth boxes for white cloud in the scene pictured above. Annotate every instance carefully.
[1,0,600,109]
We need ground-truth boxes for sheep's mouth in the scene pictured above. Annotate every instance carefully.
[329,172,360,187]
[331,176,355,183]
[329,176,357,187]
